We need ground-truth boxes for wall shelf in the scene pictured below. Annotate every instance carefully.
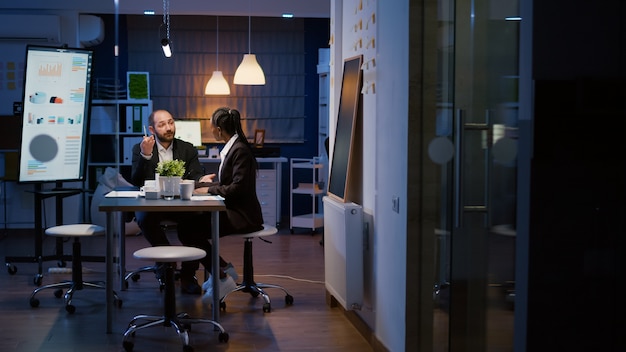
[87,99,152,191]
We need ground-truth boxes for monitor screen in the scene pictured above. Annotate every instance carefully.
[328,55,362,202]
[175,119,203,147]
[18,45,94,183]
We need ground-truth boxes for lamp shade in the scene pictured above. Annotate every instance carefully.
[205,70,230,95]
[233,54,265,85]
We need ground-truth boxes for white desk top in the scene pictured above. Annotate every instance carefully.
[98,196,226,212]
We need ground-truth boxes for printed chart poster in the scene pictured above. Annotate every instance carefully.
[18,46,93,183]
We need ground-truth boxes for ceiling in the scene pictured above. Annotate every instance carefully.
[0,0,330,18]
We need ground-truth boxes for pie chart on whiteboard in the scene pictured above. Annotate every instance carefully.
[30,134,58,162]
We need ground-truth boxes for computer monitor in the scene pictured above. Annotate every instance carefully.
[174,119,203,147]
[18,45,94,183]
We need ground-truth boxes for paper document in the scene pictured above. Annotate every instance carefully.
[191,195,224,201]
[105,191,141,198]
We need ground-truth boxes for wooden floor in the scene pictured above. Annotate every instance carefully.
[0,227,373,352]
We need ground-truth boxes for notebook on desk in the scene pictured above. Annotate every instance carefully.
[105,190,140,198]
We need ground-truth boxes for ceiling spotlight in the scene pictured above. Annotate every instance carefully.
[161,38,172,58]
[160,0,172,58]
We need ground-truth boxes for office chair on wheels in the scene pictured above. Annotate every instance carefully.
[122,246,228,352]
[123,220,181,290]
[29,224,122,313]
[220,224,294,313]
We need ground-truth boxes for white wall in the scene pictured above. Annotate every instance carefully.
[330,1,409,351]
[372,1,408,351]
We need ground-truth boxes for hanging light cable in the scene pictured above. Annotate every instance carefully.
[205,16,230,95]
[233,1,265,85]
[161,0,172,57]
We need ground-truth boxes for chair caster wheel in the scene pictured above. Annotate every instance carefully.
[66,304,76,314]
[220,301,226,312]
[122,341,134,352]
[29,297,40,308]
[54,289,63,298]
[263,303,271,313]
[131,274,140,282]
[285,294,294,305]
[218,332,229,343]
[183,344,194,352]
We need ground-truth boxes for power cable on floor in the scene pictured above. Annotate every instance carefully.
[254,274,324,285]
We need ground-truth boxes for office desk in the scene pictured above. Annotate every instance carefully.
[99,196,226,333]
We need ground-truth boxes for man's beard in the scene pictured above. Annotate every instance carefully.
[157,131,175,142]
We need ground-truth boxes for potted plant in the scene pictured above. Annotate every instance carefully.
[156,159,186,199]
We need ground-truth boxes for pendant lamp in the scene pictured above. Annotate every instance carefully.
[234,13,265,85]
[205,17,230,95]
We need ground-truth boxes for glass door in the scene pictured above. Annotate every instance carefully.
[429,0,520,350]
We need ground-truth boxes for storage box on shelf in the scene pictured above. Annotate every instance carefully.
[290,158,325,234]
[88,99,152,191]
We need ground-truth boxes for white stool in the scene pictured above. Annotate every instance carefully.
[122,246,228,352]
[123,220,180,291]
[28,224,122,314]
[220,224,294,313]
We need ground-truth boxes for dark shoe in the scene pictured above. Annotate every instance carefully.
[180,276,201,295]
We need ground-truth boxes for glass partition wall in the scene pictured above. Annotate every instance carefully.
[428,0,520,350]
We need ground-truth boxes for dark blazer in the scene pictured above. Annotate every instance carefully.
[207,137,264,234]
[131,138,204,187]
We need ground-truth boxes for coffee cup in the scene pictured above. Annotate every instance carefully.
[179,180,195,200]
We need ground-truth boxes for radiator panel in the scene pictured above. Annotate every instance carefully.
[323,196,364,310]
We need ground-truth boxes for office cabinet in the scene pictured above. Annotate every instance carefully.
[257,169,277,227]
[290,158,324,233]
[88,99,152,190]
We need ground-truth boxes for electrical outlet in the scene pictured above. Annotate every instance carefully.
[392,196,400,213]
